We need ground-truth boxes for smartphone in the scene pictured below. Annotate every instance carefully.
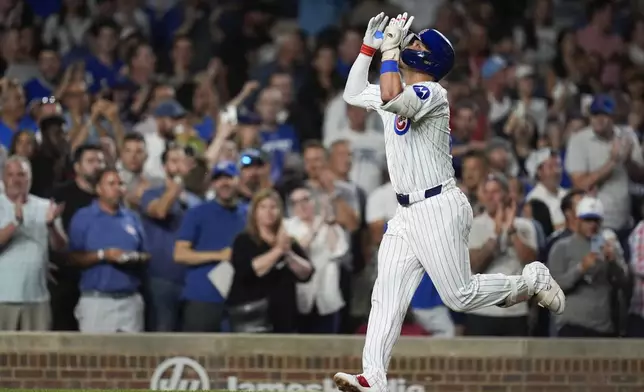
[590,235,604,254]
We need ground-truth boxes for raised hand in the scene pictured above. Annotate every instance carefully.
[381,13,415,56]
[363,12,389,51]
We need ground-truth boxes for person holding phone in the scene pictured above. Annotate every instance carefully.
[548,196,630,337]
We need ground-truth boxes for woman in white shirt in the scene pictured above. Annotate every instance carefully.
[42,0,92,56]
[284,187,348,333]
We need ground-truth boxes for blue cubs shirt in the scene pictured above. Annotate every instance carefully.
[84,56,124,94]
[260,124,300,182]
[23,78,53,103]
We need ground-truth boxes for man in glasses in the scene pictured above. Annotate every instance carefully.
[237,148,272,204]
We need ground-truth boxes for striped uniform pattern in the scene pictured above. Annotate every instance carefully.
[344,54,532,391]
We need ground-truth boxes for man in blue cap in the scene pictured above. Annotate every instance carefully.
[238,148,273,204]
[174,160,247,332]
[143,99,187,182]
[565,94,644,255]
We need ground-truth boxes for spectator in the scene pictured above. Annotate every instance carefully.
[30,99,72,198]
[450,102,486,179]
[50,144,105,331]
[0,80,36,149]
[549,196,629,337]
[42,0,92,57]
[23,45,61,104]
[627,18,644,67]
[228,189,313,333]
[481,56,511,135]
[284,186,348,333]
[459,151,488,215]
[325,105,385,195]
[142,100,186,182]
[140,144,198,332]
[0,155,66,331]
[256,86,300,183]
[8,130,37,159]
[164,34,194,89]
[237,148,273,204]
[117,133,151,209]
[628,202,644,337]
[174,161,247,332]
[466,173,538,336]
[511,64,548,136]
[302,141,360,233]
[68,168,149,333]
[525,147,568,230]
[565,94,644,250]
[297,44,344,142]
[85,18,123,94]
[125,41,157,87]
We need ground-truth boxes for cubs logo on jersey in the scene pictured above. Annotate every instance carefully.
[394,115,411,135]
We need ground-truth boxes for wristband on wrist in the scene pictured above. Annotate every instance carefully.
[360,44,376,57]
[380,60,399,75]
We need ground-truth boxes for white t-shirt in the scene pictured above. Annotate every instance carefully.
[467,214,537,317]
[325,128,386,194]
[366,182,398,224]
[526,183,568,228]
[142,132,167,184]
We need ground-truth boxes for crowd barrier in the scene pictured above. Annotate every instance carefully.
[0,333,642,391]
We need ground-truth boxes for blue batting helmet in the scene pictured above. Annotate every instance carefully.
[401,29,455,81]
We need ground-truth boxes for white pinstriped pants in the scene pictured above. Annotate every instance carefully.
[363,185,529,389]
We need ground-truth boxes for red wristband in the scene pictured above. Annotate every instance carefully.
[360,44,376,57]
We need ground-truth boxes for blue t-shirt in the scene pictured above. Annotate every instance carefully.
[0,117,38,148]
[68,202,148,293]
[260,124,300,183]
[139,186,202,284]
[194,115,215,141]
[176,200,248,303]
[23,78,53,104]
[84,55,124,94]
[411,273,444,310]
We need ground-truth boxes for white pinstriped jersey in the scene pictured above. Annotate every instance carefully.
[345,82,453,194]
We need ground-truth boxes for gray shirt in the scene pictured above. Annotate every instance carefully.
[548,233,627,333]
[565,126,644,229]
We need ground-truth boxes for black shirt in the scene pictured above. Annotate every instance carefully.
[52,180,96,232]
[50,180,96,282]
[228,232,312,333]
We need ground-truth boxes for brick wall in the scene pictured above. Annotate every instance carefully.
[0,334,643,392]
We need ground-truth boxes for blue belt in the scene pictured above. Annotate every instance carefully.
[396,184,443,207]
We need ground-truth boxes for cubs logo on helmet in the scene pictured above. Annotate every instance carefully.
[394,115,411,135]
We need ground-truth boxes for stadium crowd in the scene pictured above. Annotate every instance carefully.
[0,0,643,338]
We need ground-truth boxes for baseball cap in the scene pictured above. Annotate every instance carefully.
[211,160,239,180]
[576,196,604,220]
[525,148,555,180]
[514,64,535,80]
[154,99,186,119]
[589,94,615,116]
[239,148,269,167]
[481,56,507,80]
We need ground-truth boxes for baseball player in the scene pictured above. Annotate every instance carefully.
[333,13,566,392]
